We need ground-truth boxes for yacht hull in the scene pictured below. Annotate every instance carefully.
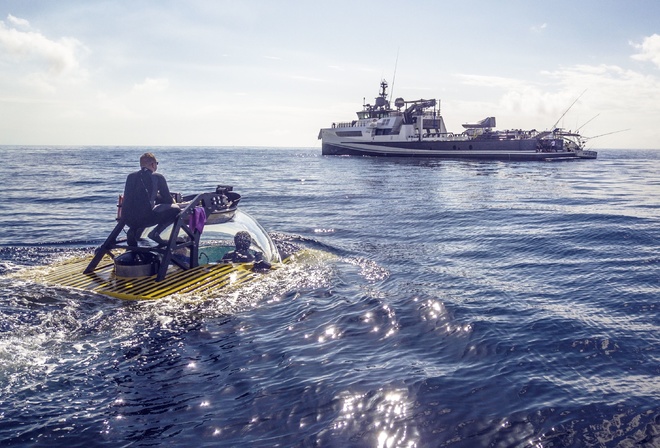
[321,139,597,161]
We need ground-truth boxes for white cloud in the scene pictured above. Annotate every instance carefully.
[7,14,29,28]
[290,74,327,83]
[456,74,526,89]
[92,78,171,123]
[499,86,562,117]
[132,77,170,93]
[531,23,548,33]
[23,72,58,94]
[631,34,660,69]
[544,64,660,112]
[451,60,660,147]
[96,91,140,120]
[0,15,88,89]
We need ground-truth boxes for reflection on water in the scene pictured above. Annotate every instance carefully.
[0,148,658,447]
[331,388,418,447]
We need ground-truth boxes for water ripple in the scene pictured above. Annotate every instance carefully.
[0,148,658,447]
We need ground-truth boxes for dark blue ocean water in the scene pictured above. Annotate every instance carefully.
[0,147,658,447]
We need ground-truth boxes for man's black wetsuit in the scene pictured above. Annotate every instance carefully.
[122,167,178,245]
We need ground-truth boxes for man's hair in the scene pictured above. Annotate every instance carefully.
[234,231,252,252]
[140,152,157,167]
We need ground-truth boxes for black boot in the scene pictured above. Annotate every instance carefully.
[147,227,168,247]
[127,227,141,246]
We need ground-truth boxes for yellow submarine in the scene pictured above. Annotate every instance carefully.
[32,186,301,300]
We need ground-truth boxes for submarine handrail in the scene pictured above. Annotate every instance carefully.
[83,189,240,281]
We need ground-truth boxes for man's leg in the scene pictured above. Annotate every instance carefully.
[126,227,143,246]
[147,207,180,245]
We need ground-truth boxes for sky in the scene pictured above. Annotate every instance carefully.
[1,0,659,149]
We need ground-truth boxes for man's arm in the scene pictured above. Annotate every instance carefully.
[155,174,174,204]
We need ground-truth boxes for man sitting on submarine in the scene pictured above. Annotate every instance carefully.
[122,152,180,247]
[222,231,255,263]
[222,231,272,271]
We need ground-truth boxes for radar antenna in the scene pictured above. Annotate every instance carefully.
[390,47,399,101]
